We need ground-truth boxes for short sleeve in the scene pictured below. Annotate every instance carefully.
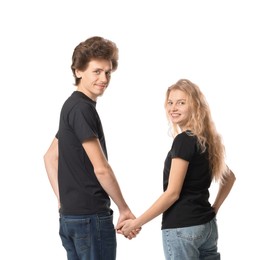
[68,102,99,143]
[170,132,196,162]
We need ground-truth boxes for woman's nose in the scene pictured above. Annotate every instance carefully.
[171,104,178,110]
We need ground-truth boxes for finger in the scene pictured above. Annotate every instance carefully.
[136,227,142,231]
[129,231,136,238]
[115,222,124,230]
[131,227,141,236]
[116,229,123,234]
[125,235,133,240]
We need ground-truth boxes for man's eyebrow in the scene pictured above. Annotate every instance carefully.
[93,68,112,71]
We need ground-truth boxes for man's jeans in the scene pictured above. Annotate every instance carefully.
[162,218,220,260]
[59,211,116,260]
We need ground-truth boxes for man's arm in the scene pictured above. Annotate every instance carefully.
[82,138,136,228]
[43,137,60,208]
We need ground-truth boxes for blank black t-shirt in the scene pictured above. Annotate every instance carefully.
[56,91,111,215]
[162,131,215,229]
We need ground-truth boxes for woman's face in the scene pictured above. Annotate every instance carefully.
[166,89,190,127]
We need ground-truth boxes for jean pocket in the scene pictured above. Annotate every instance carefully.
[176,225,206,241]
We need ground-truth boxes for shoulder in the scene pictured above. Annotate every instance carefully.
[170,131,197,160]
[174,131,196,143]
[64,92,96,113]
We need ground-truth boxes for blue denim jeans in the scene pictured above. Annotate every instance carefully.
[162,218,220,260]
[59,211,116,260]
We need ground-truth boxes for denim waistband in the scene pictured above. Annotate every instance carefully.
[59,210,113,218]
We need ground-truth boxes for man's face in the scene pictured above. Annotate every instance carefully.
[76,59,112,101]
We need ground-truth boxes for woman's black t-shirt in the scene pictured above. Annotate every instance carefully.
[161,131,215,229]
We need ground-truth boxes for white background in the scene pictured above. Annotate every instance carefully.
[1,0,272,259]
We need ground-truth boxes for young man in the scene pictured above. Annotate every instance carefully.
[44,36,137,260]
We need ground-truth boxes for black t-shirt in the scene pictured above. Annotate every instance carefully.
[161,131,215,229]
[56,91,111,215]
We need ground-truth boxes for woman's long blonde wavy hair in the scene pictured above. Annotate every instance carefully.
[165,79,228,183]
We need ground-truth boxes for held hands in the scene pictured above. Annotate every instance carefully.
[116,218,142,240]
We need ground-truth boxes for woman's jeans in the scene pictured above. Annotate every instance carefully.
[59,211,116,260]
[162,218,220,260]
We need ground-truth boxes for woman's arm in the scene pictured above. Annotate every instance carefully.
[212,168,236,214]
[117,158,189,237]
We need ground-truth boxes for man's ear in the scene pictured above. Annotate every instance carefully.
[75,69,82,79]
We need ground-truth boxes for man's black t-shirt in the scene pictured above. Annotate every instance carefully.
[162,131,215,229]
[56,91,111,215]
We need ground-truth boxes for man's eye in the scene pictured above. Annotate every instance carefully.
[94,70,100,75]
[106,71,111,77]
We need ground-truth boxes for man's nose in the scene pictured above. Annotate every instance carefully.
[100,72,108,82]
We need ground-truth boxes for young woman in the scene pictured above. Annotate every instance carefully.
[117,79,236,260]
